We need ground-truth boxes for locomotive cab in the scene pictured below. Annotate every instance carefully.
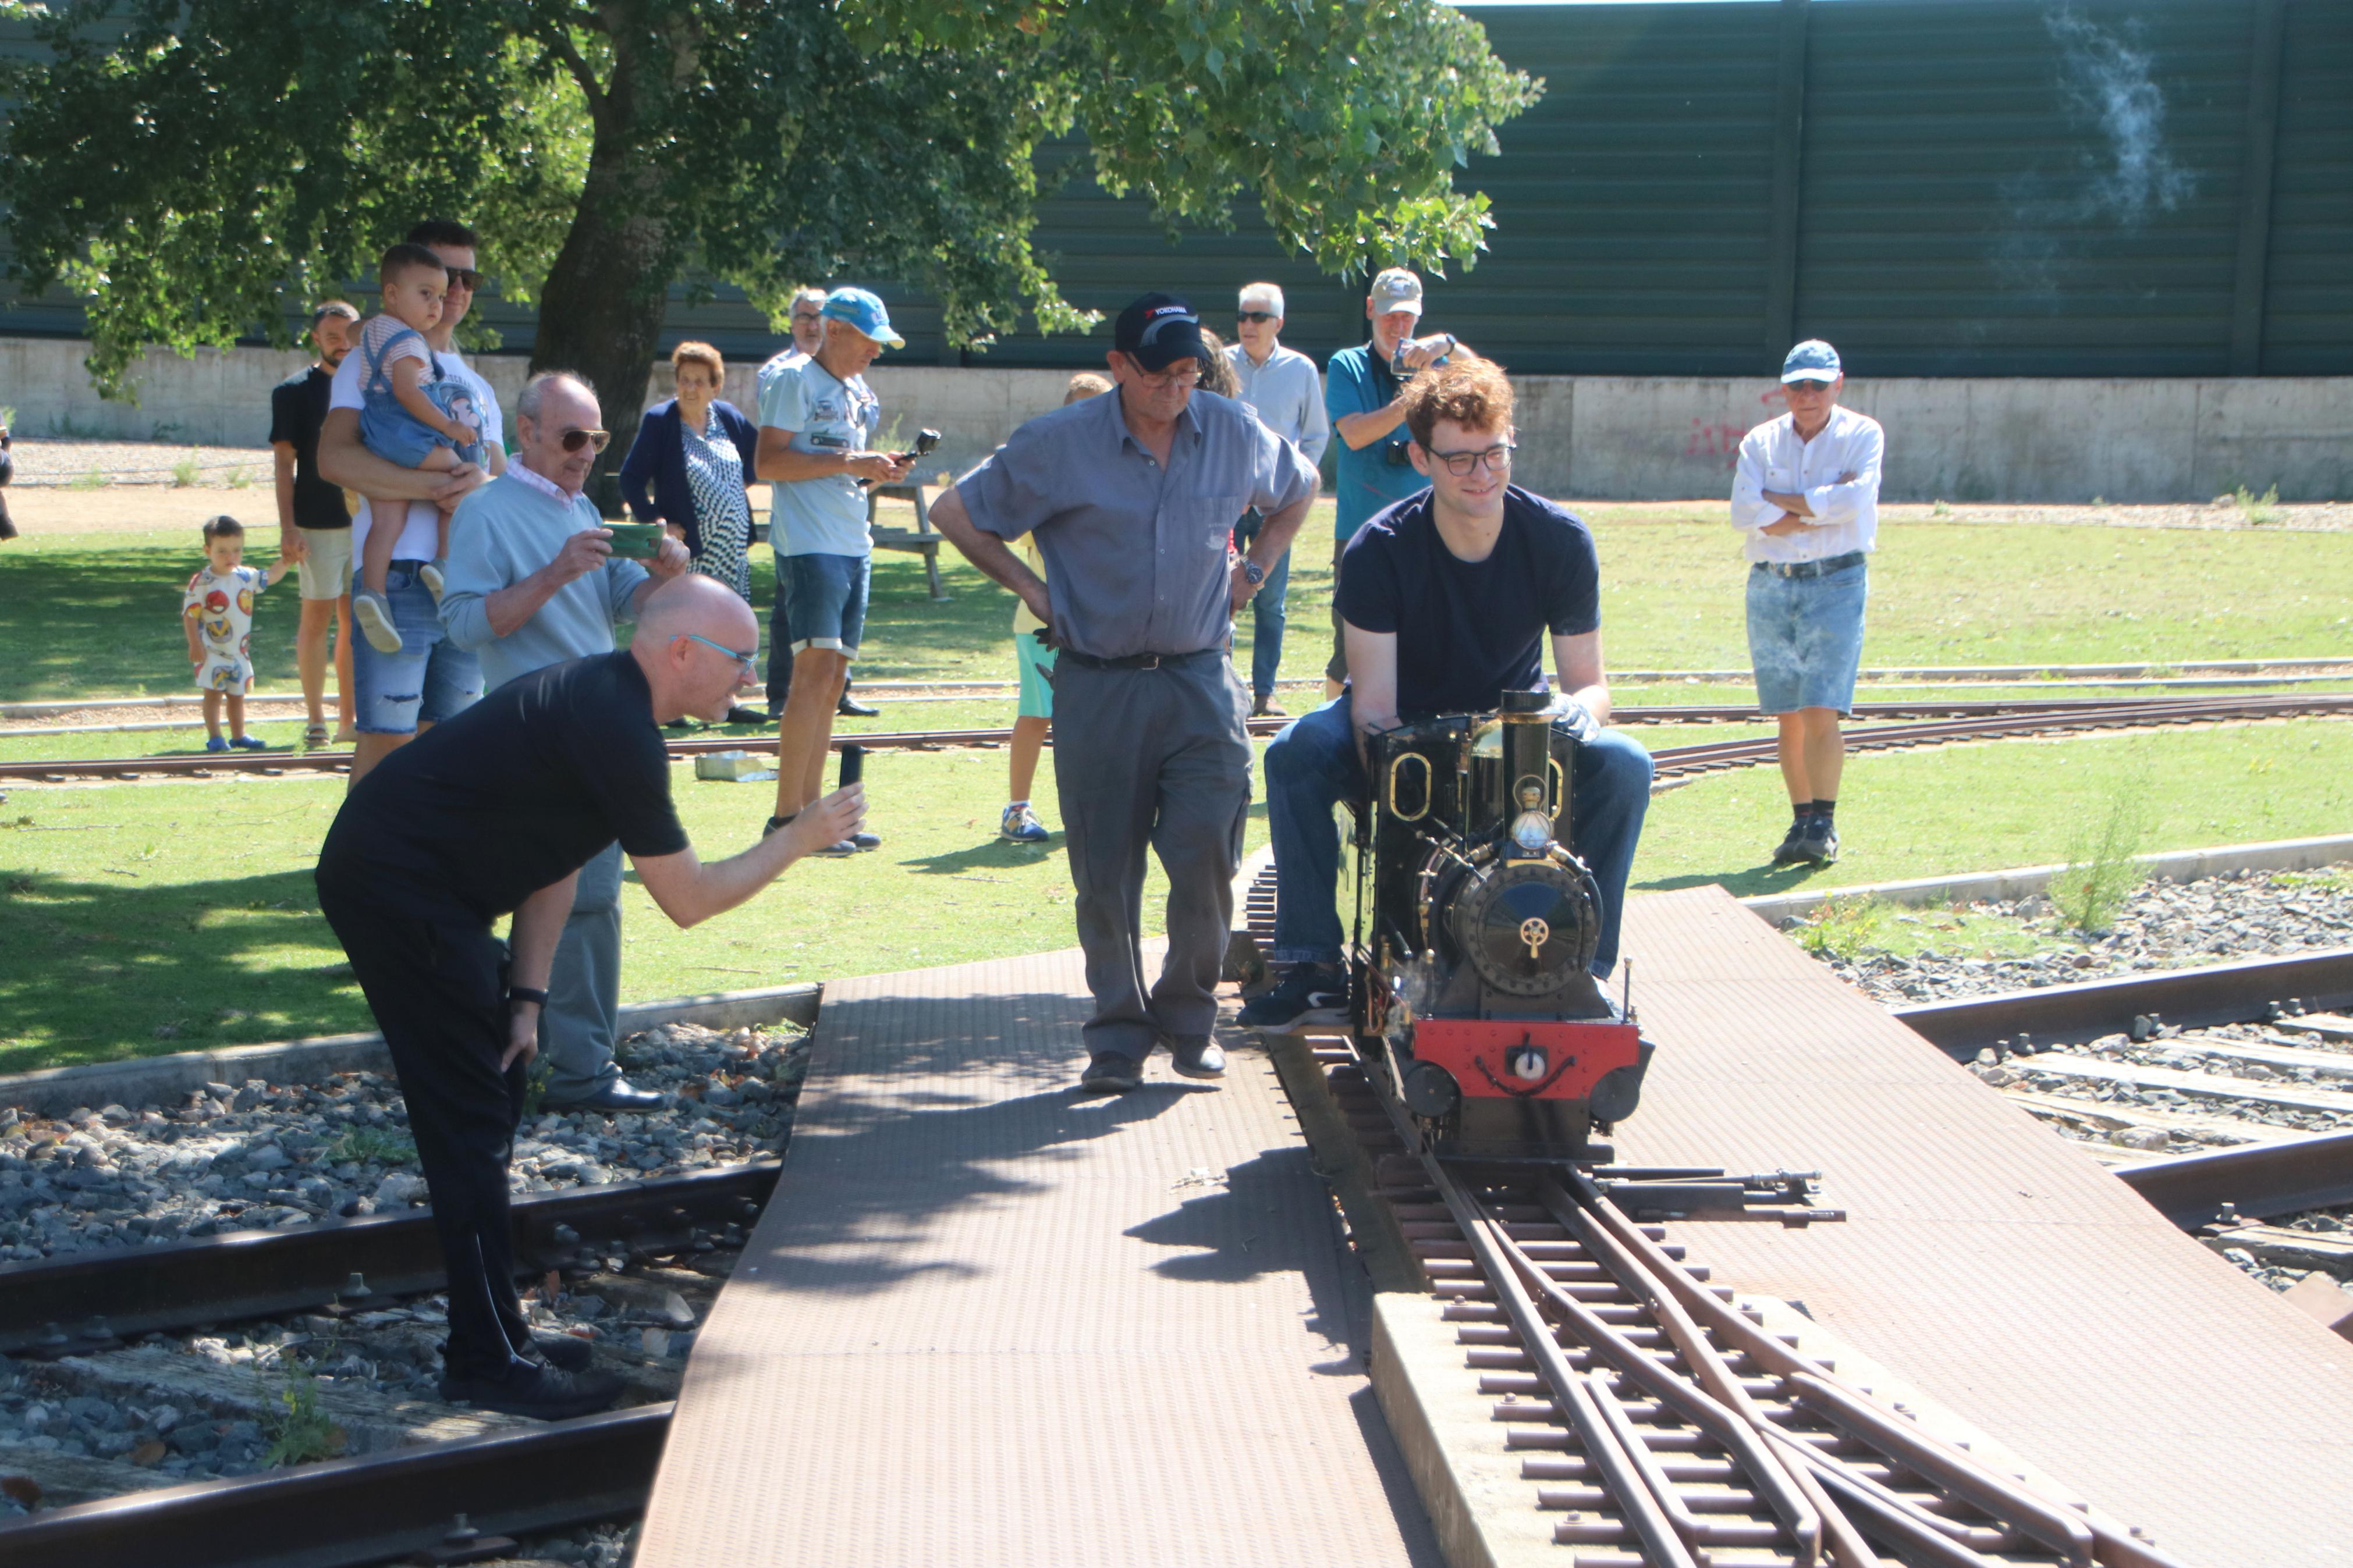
[1339,689,1653,1162]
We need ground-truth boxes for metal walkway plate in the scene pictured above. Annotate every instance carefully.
[634,947,1437,1567]
[1617,887,2353,1568]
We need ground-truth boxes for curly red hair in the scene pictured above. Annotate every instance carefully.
[1402,354,1514,449]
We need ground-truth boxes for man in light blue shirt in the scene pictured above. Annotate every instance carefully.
[1223,281,1329,716]
[1324,267,1466,695]
[440,371,691,1112]
[754,287,913,854]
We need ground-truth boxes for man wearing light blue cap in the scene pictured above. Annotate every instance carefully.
[1730,339,1884,867]
[755,286,913,853]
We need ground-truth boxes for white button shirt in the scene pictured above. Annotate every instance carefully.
[1729,404,1884,564]
[1224,342,1330,465]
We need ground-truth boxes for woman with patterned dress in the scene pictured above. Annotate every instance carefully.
[619,341,764,721]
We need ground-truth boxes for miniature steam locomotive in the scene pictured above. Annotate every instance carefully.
[1338,689,1652,1161]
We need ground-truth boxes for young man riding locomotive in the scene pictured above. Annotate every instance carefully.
[1245,353,1655,1033]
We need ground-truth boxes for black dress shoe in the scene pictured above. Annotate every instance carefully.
[726,704,770,725]
[439,1361,624,1420]
[850,829,881,851]
[547,1077,666,1114]
[1079,1053,1142,1093]
[836,692,879,717]
[531,1333,595,1372]
[1167,1036,1227,1079]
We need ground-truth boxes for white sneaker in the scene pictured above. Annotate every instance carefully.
[1000,803,1050,844]
[352,588,403,653]
[418,559,447,602]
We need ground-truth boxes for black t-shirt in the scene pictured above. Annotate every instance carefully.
[1336,485,1601,717]
[268,365,350,531]
[320,653,690,923]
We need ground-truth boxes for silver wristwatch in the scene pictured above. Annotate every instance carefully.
[1241,559,1266,586]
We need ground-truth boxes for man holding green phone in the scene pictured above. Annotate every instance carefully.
[439,369,691,1114]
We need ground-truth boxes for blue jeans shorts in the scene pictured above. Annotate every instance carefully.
[1014,630,1057,719]
[782,552,871,658]
[1747,557,1869,715]
[352,562,483,734]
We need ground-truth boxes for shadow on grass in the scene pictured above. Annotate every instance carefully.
[0,865,369,1076]
[899,838,1064,875]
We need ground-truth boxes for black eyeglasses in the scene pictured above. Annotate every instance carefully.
[1428,442,1515,477]
[443,267,483,292]
[559,428,612,454]
[1237,310,1277,323]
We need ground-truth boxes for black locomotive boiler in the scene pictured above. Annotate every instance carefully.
[1338,688,1653,1161]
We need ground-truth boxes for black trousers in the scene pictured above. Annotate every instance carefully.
[317,872,533,1379]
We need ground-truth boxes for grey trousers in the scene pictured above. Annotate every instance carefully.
[539,841,624,1100]
[1052,650,1253,1061]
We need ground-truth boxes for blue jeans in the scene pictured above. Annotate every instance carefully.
[1747,557,1869,716]
[352,561,482,734]
[1233,510,1292,701]
[1264,694,1654,978]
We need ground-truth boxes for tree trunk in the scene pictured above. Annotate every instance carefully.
[530,47,680,518]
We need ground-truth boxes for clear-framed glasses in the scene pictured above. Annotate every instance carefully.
[677,632,759,678]
[1428,442,1515,477]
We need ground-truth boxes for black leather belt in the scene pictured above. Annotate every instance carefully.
[1753,549,1867,580]
[1056,647,1220,671]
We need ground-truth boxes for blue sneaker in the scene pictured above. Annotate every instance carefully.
[229,734,269,751]
[204,735,229,753]
[1000,802,1050,844]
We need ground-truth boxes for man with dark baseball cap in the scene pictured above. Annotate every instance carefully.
[930,293,1321,1091]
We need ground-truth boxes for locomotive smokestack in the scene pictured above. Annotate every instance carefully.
[1498,689,1552,851]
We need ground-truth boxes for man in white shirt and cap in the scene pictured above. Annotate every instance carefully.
[1223,281,1330,716]
[1729,339,1884,867]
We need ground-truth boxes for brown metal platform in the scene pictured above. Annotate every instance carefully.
[633,947,1439,1567]
[1614,887,2353,1568]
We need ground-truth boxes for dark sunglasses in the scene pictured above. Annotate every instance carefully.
[559,428,612,454]
[1237,310,1277,323]
[443,267,484,292]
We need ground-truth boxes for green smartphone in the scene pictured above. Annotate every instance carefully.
[604,522,665,560]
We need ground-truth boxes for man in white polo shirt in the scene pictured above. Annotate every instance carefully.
[1730,339,1885,867]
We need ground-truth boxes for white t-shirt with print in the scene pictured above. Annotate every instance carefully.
[757,357,878,559]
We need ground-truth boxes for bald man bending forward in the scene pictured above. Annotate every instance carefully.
[317,577,861,1420]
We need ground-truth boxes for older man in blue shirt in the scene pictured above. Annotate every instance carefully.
[440,370,691,1112]
[932,293,1321,1093]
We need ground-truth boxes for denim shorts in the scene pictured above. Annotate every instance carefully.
[1014,630,1057,719]
[782,551,871,657]
[1746,557,1868,715]
[352,562,483,734]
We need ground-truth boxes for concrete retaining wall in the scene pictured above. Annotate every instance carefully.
[5,336,2347,502]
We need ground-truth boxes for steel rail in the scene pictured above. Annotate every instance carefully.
[2109,1128,2353,1229]
[1891,948,2353,1059]
[9,691,2353,783]
[0,1402,668,1568]
[0,1159,776,1356]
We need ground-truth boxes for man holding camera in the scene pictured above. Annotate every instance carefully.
[931,293,1321,1093]
[1246,355,1652,1032]
[1324,267,1468,695]
[440,371,691,1114]
[756,287,913,855]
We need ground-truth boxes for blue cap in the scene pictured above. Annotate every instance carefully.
[820,287,904,350]
[1781,339,1842,383]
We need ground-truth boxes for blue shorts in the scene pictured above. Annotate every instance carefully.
[1015,630,1057,719]
[782,552,870,657]
[1747,557,1868,716]
[352,562,483,734]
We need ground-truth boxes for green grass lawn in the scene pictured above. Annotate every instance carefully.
[7,508,2351,702]
[6,717,2349,1075]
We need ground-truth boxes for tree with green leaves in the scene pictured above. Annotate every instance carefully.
[3,0,1537,485]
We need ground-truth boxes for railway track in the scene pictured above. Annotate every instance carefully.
[8,690,2351,785]
[1891,951,2353,1254]
[1292,1041,2189,1567]
[0,1160,776,1563]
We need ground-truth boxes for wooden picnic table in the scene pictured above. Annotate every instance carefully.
[751,482,950,602]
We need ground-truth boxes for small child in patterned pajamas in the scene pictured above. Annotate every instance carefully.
[182,515,291,751]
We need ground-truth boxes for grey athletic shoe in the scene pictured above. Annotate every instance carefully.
[1770,819,1811,865]
[1799,817,1840,865]
[352,588,403,654]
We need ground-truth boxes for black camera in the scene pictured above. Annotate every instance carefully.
[856,428,942,489]
[1382,440,1414,468]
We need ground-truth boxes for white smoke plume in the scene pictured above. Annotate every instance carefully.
[2046,8,2195,220]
